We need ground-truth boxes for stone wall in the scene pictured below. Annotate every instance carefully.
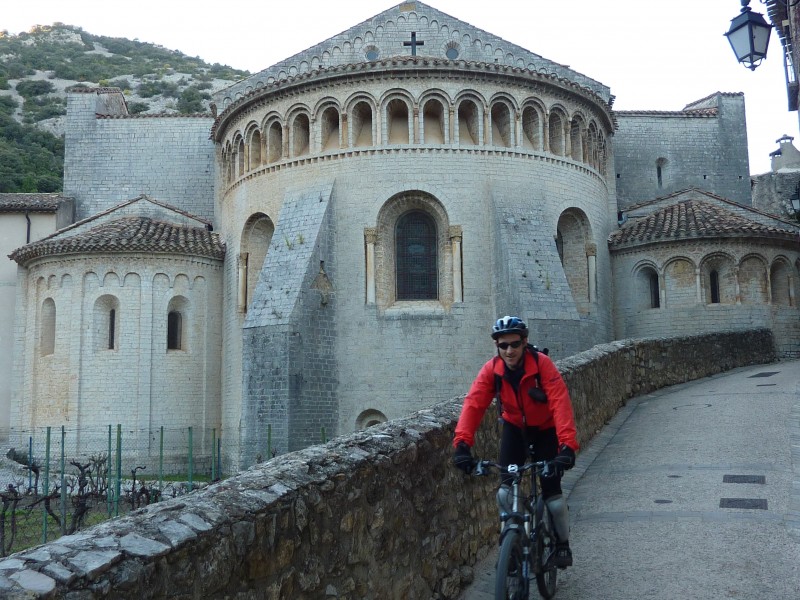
[0,329,775,598]
[614,93,751,208]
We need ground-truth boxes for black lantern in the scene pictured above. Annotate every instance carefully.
[725,0,772,70]
[791,183,800,220]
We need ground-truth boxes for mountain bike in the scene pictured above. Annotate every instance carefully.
[474,455,559,599]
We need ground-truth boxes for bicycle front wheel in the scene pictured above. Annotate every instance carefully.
[495,529,528,600]
[534,508,558,599]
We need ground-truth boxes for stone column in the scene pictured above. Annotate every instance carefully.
[586,244,597,303]
[766,266,773,304]
[365,228,377,304]
[341,113,348,149]
[413,107,420,144]
[734,266,742,304]
[449,107,455,144]
[450,226,463,303]
[695,268,703,303]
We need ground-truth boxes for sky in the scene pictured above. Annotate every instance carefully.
[4,0,798,175]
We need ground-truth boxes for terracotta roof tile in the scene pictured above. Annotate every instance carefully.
[608,199,799,249]
[10,216,225,265]
[0,193,68,212]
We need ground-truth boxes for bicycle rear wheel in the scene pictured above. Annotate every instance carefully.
[534,508,558,599]
[495,529,528,600]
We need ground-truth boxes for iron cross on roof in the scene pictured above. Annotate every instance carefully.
[403,32,425,56]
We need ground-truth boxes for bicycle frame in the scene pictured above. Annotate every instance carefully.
[474,457,559,599]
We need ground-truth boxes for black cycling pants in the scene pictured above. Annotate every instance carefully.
[499,421,562,499]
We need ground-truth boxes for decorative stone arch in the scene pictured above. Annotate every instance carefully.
[380,91,413,144]
[286,106,311,158]
[369,191,457,308]
[454,91,485,146]
[521,100,545,151]
[315,99,342,153]
[239,213,275,313]
[166,295,189,351]
[39,297,56,356]
[93,294,120,352]
[770,255,795,306]
[663,255,698,307]
[556,208,594,314]
[632,260,661,310]
[700,252,736,304]
[488,94,516,148]
[587,121,599,169]
[547,105,568,156]
[419,91,450,144]
[355,409,388,430]
[738,253,768,304]
[569,113,586,162]
[345,93,377,147]
[264,115,284,164]
[244,122,261,172]
[232,133,245,179]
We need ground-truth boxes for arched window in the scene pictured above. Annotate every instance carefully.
[167,311,183,350]
[709,270,720,304]
[94,295,120,351]
[648,271,660,308]
[40,298,56,356]
[656,158,667,189]
[396,211,437,300]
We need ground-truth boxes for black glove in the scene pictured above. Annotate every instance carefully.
[453,442,474,474]
[551,444,576,477]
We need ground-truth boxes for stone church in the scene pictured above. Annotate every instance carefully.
[3,1,799,472]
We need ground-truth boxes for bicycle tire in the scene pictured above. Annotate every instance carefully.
[534,507,558,599]
[495,529,528,600]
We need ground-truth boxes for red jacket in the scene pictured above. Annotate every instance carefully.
[454,348,579,452]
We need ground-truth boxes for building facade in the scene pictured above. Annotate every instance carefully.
[5,2,799,471]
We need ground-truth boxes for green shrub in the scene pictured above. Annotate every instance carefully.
[16,79,56,97]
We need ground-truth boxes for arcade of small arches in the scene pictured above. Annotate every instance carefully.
[632,252,799,310]
[219,89,609,186]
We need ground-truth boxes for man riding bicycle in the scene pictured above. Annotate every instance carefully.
[452,316,579,568]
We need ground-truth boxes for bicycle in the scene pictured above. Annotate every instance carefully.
[474,455,560,600]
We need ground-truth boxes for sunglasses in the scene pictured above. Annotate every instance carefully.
[496,340,524,350]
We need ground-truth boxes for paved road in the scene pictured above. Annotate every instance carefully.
[460,360,800,600]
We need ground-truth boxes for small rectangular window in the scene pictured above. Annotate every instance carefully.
[167,311,182,350]
[108,309,116,350]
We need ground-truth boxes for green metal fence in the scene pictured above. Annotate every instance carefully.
[0,425,224,557]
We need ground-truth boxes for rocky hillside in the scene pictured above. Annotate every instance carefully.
[0,24,250,193]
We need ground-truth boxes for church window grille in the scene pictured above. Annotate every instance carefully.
[396,211,437,300]
[167,311,183,350]
[40,298,56,356]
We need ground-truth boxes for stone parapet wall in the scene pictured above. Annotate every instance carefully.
[0,329,775,599]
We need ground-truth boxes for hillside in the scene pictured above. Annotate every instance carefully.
[0,24,250,193]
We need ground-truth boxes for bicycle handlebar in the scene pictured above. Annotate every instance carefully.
[472,459,557,479]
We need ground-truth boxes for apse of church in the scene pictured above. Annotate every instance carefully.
[5,2,798,473]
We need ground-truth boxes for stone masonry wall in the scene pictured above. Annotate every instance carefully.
[0,329,775,599]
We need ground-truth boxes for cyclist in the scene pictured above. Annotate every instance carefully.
[452,315,579,568]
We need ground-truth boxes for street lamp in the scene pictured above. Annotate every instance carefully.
[791,183,800,220]
[725,0,772,70]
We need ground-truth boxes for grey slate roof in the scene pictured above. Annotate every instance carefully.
[0,193,68,212]
[608,199,800,249]
[9,216,225,265]
[214,1,611,106]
